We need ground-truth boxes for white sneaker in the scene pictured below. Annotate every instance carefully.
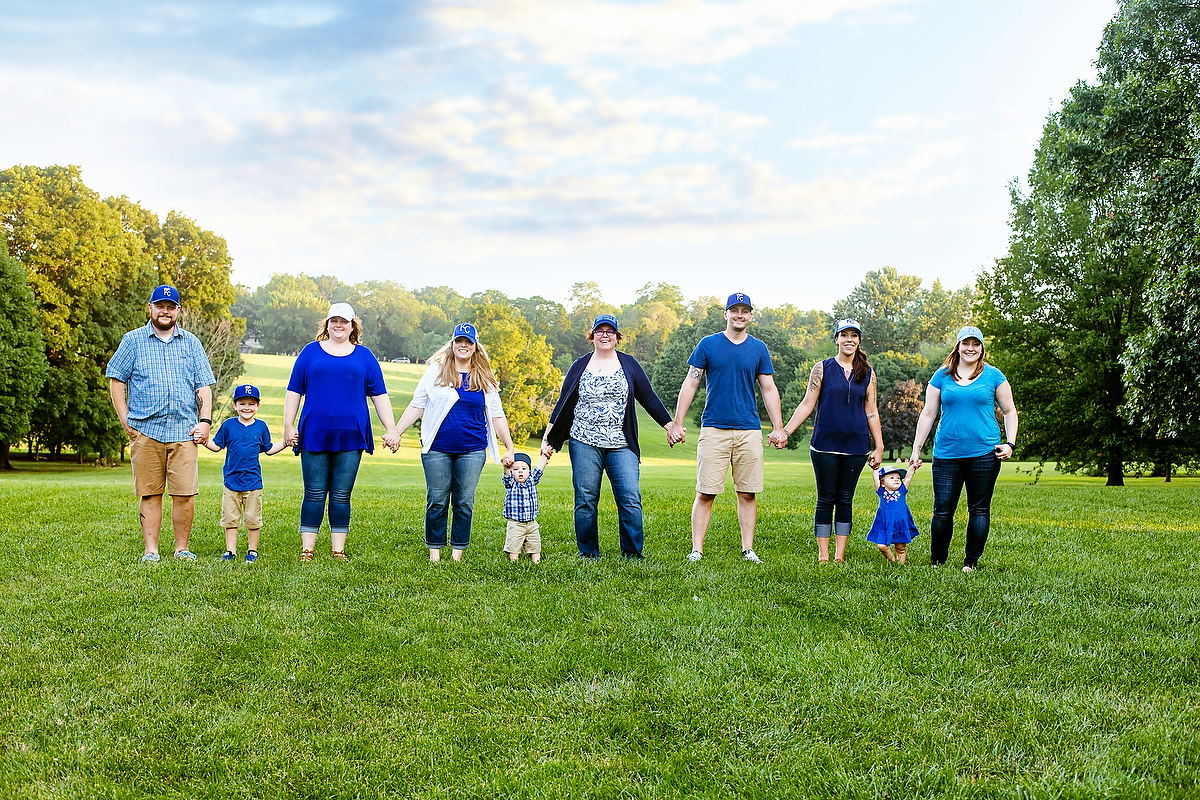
[742,549,763,563]
[686,550,703,562]
[962,564,977,573]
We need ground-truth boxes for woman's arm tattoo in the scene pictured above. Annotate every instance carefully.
[688,365,706,382]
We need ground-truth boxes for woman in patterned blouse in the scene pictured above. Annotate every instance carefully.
[543,314,674,559]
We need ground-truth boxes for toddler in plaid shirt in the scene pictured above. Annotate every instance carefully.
[503,452,549,563]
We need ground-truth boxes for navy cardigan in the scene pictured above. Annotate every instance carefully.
[546,351,673,461]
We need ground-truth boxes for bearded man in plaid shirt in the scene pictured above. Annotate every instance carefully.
[107,284,215,563]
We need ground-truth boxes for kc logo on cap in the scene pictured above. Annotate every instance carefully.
[453,322,478,343]
[149,284,180,305]
[725,292,753,310]
[233,384,260,401]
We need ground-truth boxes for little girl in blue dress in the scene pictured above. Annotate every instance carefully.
[867,464,921,563]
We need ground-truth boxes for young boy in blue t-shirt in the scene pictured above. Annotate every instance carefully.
[204,384,287,562]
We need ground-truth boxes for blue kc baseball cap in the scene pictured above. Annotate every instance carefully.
[957,325,985,344]
[233,384,260,402]
[590,314,619,333]
[149,285,180,306]
[834,318,862,336]
[453,322,478,343]
[726,292,752,310]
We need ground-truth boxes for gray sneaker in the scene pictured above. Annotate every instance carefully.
[742,548,763,563]
[686,550,703,562]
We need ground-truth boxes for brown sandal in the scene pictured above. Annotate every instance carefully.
[331,550,349,562]
[300,549,314,563]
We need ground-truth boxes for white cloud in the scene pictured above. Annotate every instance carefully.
[243,5,340,28]
[788,132,885,149]
[745,76,778,91]
[429,0,921,66]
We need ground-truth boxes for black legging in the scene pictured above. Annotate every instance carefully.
[930,453,1002,566]
[810,450,869,525]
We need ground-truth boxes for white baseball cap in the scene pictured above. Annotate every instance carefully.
[326,303,355,321]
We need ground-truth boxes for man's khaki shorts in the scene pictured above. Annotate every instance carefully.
[130,431,199,497]
[696,427,764,494]
[221,488,264,530]
[504,519,541,554]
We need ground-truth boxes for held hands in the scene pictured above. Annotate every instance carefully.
[381,429,401,453]
[767,428,788,449]
[284,426,300,448]
[500,449,516,468]
[666,421,686,447]
[540,440,555,459]
[867,448,883,470]
[907,452,923,471]
[190,421,211,444]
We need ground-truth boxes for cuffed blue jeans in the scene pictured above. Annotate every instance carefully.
[931,453,1002,567]
[810,450,869,527]
[300,449,363,534]
[569,440,644,558]
[421,449,487,549]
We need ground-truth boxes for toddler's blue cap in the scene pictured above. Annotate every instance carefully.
[149,285,180,305]
[233,384,260,401]
[957,325,984,344]
[453,322,478,343]
[513,453,532,467]
[726,292,752,310]
[879,465,907,478]
[591,314,619,333]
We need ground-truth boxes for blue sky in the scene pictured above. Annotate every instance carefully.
[2,0,1118,310]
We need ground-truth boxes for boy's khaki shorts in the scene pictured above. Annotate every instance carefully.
[221,488,264,530]
[504,519,541,554]
[696,427,764,494]
[130,431,199,497]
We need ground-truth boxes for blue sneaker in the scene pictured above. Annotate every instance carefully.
[221,550,235,561]
[140,552,161,563]
[245,550,258,563]
[174,549,197,561]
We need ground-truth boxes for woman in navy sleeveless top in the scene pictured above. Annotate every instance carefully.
[782,319,884,562]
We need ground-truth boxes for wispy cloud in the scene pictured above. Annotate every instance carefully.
[429,0,922,66]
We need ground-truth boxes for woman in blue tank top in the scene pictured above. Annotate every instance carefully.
[782,319,884,562]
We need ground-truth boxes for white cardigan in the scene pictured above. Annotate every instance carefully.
[411,363,506,463]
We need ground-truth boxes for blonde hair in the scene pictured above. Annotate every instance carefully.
[431,337,499,392]
[316,316,363,344]
[941,340,985,380]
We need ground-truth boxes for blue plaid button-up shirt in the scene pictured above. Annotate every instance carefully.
[503,468,543,522]
[106,322,216,443]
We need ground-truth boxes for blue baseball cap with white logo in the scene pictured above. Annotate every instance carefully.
[726,292,752,310]
[590,314,619,333]
[453,322,478,343]
[149,285,180,305]
[233,384,260,402]
[957,325,985,344]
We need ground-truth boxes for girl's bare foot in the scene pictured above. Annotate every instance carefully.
[451,548,464,562]
[429,548,441,562]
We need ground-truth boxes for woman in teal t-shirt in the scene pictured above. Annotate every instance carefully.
[909,327,1018,571]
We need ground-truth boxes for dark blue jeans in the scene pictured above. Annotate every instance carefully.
[421,449,487,549]
[931,453,1002,566]
[569,440,644,558]
[300,449,363,534]
[810,450,870,527]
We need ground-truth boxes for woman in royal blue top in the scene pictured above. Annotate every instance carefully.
[910,326,1018,572]
[283,303,400,563]
[392,323,516,561]
[782,319,884,563]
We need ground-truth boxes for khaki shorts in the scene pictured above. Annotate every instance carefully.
[696,427,764,494]
[221,488,264,530]
[130,431,199,497]
[504,519,541,554]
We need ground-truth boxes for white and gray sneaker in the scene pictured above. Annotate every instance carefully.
[686,550,703,562]
[742,549,763,564]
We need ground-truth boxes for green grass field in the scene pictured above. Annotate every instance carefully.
[2,355,1198,798]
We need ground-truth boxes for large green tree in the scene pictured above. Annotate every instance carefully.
[0,165,153,459]
[1055,0,1200,450]
[470,302,562,444]
[979,117,1153,485]
[0,241,48,469]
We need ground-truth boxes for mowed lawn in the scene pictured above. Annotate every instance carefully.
[2,355,1198,798]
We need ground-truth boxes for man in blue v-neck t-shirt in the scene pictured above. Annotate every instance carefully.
[667,293,786,564]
